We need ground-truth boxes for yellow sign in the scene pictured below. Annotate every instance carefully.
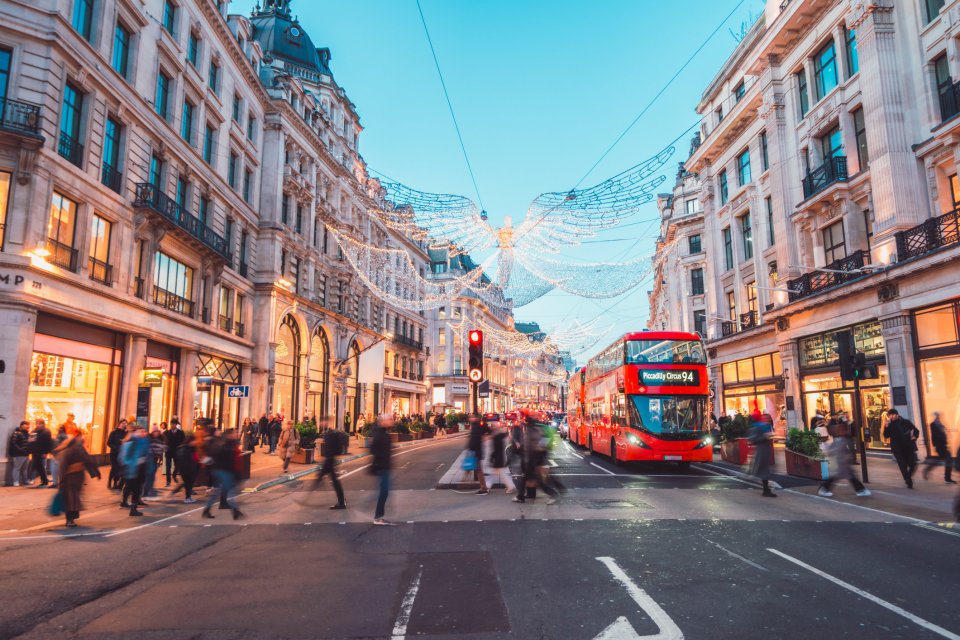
[142,368,164,387]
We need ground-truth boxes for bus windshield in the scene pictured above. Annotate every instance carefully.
[628,395,707,440]
[626,339,706,365]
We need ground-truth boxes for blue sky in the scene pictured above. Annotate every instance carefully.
[236,0,764,362]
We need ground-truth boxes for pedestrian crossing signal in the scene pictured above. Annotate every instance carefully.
[468,329,483,382]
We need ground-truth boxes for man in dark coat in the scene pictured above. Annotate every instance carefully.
[922,412,955,484]
[884,409,920,489]
[269,415,282,454]
[163,417,186,486]
[370,415,394,525]
[106,420,128,490]
[8,421,31,486]
[467,414,490,495]
[30,419,53,486]
[257,413,269,448]
[312,422,346,509]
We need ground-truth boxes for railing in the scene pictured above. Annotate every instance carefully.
[58,131,84,167]
[47,238,78,271]
[101,163,123,194]
[88,257,112,284]
[153,287,194,317]
[895,208,960,261]
[133,183,231,260]
[393,334,423,350]
[452,369,467,377]
[787,249,870,302]
[218,315,233,332]
[0,96,42,136]
[234,322,245,338]
[939,82,960,123]
[802,156,848,199]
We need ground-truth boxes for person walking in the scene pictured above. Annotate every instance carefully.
[119,422,150,516]
[142,427,165,499]
[467,414,490,495]
[818,411,870,497]
[8,421,31,486]
[106,419,128,490]
[269,414,282,454]
[312,422,347,509]
[370,415,394,525]
[30,419,53,486]
[923,412,955,484]
[749,410,777,497]
[163,418,185,486]
[513,416,560,504]
[176,430,200,504]
[884,409,920,489]
[239,417,255,453]
[277,420,299,474]
[434,412,446,438]
[54,424,101,527]
[202,430,243,520]
[257,413,269,449]
[49,417,71,488]
[487,426,514,493]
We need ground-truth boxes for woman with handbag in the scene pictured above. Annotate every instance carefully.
[277,420,300,474]
[53,424,101,528]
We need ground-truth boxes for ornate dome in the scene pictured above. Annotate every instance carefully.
[251,0,331,76]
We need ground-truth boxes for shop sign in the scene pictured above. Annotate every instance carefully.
[145,357,173,374]
[227,385,249,398]
[197,376,213,392]
[142,368,164,387]
[451,383,470,394]
[639,369,700,386]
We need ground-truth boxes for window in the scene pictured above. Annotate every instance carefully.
[187,31,199,67]
[737,148,751,186]
[853,108,868,170]
[72,0,94,41]
[438,328,446,347]
[759,131,768,172]
[219,285,233,329]
[719,170,729,204]
[821,125,842,161]
[845,28,859,77]
[203,123,215,164]
[926,0,945,23]
[59,82,84,166]
[716,106,724,124]
[684,198,698,215]
[822,220,846,265]
[688,234,702,254]
[734,81,745,103]
[722,226,733,270]
[153,252,193,310]
[175,176,188,210]
[0,48,10,100]
[88,215,111,283]
[741,214,753,260]
[295,203,303,234]
[693,310,706,337]
[102,116,122,192]
[765,197,775,247]
[864,210,874,252]
[290,256,300,293]
[690,268,704,295]
[112,23,131,77]
[0,171,9,249]
[238,229,248,273]
[208,61,220,93]
[746,283,758,313]
[247,113,256,142]
[814,39,839,100]
[149,153,163,187]
[235,294,245,336]
[224,217,234,247]
[155,70,170,119]
[281,194,289,225]
[181,100,194,143]
[48,192,78,270]
[162,0,177,36]
[950,174,960,209]
[232,93,241,122]
[726,290,737,321]
[197,196,209,227]
[935,54,952,97]
[228,152,238,188]
[243,169,252,203]
[797,70,809,117]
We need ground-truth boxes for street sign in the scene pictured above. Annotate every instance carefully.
[227,385,249,398]
[478,380,490,398]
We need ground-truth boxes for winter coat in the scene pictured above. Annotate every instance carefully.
[164,428,185,454]
[107,427,126,454]
[239,423,254,451]
[55,436,99,514]
[270,419,283,438]
[468,423,490,456]
[119,434,151,479]
[322,428,344,458]
[277,427,299,460]
[930,418,948,454]
[884,418,919,455]
[32,426,53,456]
[369,425,392,472]
[8,428,30,457]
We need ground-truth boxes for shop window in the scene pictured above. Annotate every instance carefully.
[737,358,753,382]
[274,315,301,419]
[88,215,111,284]
[47,192,78,271]
[822,219,846,265]
[814,39,839,100]
[914,303,959,348]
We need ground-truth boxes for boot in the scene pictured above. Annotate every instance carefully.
[129,509,144,516]
[232,508,243,520]
[202,508,215,519]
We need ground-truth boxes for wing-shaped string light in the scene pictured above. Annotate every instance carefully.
[541,319,614,352]
[447,315,557,360]
[518,361,569,385]
[327,224,484,312]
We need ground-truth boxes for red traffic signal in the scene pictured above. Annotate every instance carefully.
[467,329,484,382]
[468,330,483,345]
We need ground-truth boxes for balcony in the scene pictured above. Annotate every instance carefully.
[88,257,112,285]
[939,81,960,123]
[101,163,123,194]
[234,322,245,338]
[47,238,78,271]
[786,249,870,302]
[218,315,233,332]
[133,183,231,260]
[802,156,848,199]
[393,334,423,350]
[58,131,84,168]
[451,369,467,377]
[153,287,195,317]
[895,208,960,261]
[0,96,42,137]
[721,311,759,337]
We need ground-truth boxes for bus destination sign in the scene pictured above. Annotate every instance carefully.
[639,369,700,386]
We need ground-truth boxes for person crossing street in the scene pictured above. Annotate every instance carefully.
[311,420,347,510]
[884,409,920,489]
[922,412,955,484]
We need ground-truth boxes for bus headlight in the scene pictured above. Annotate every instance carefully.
[694,436,713,449]
[626,433,640,445]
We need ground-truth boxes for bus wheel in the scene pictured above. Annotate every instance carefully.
[678,461,691,471]
[610,440,620,466]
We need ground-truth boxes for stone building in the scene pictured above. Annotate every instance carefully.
[650,0,960,453]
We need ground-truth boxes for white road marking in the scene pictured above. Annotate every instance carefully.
[391,564,424,640]
[782,487,923,523]
[700,536,767,572]
[768,548,960,639]
[913,522,960,540]
[591,462,617,476]
[596,556,684,640]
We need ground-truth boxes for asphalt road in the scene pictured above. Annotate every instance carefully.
[2,436,958,639]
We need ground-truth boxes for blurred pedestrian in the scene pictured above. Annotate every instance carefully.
[142,427,165,499]
[884,409,920,489]
[30,418,53,486]
[277,420,299,474]
[269,414,282,454]
[370,415,395,525]
[749,410,776,497]
[467,414,490,495]
[923,412,955,484]
[107,419,128,490]
[487,426,514,493]
[54,424,100,527]
[119,420,150,516]
[819,411,870,497]
[202,430,243,520]
[312,420,346,509]
[163,417,185,486]
[49,417,70,487]
[257,413,269,449]
[8,421,30,486]
[513,416,559,504]
[434,412,446,438]
[176,429,200,504]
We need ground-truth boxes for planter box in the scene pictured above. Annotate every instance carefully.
[784,449,828,480]
[720,438,751,465]
[291,448,315,464]
[420,431,434,439]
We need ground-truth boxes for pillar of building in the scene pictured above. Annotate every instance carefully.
[0,303,37,482]
[879,311,925,449]
[179,348,198,427]
[777,337,804,432]
[120,335,148,423]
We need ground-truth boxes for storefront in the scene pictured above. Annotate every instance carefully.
[137,341,180,430]
[720,351,786,437]
[305,330,329,420]
[26,314,123,454]
[195,354,242,430]
[344,340,360,431]
[912,300,960,456]
[798,321,890,449]
[273,314,300,421]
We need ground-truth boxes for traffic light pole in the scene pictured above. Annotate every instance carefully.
[853,376,869,483]
[471,380,479,415]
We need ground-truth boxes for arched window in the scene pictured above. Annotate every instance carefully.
[274,314,300,420]
[307,328,329,420]
[344,340,360,431]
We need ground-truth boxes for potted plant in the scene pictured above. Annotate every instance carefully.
[292,421,319,464]
[357,423,373,448]
[720,414,751,465]
[391,421,412,443]
[415,420,434,439]
[784,428,828,480]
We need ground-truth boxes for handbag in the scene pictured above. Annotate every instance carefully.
[49,491,63,517]
[462,450,477,471]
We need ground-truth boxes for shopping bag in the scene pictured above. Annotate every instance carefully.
[49,491,63,517]
[462,451,477,471]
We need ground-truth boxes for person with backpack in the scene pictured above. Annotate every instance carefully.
[311,421,347,509]
[884,409,920,489]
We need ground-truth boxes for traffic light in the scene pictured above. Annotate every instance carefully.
[837,330,855,381]
[467,329,484,382]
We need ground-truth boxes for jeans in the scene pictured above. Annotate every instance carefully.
[49,457,59,486]
[11,456,28,485]
[375,470,390,519]
[143,461,158,497]
[122,472,144,511]
[269,434,278,453]
[206,469,236,511]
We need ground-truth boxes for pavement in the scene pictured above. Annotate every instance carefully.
[1,436,958,639]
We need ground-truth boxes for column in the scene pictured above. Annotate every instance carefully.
[120,335,147,422]
[879,312,925,449]
[777,338,803,432]
[179,348,198,427]
[0,304,36,482]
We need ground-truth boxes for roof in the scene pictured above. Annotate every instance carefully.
[251,0,332,77]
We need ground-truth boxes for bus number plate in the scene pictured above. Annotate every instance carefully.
[664,455,682,461]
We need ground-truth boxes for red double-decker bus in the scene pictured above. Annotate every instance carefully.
[567,367,587,446]
[578,331,712,465]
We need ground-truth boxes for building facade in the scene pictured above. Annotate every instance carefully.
[651,0,960,453]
